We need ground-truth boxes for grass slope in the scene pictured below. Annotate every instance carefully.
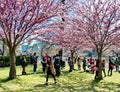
[0,64,120,92]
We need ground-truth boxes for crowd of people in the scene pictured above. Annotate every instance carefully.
[67,56,120,79]
[21,53,65,85]
[20,53,120,84]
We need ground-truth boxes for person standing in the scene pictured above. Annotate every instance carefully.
[54,54,61,76]
[41,55,47,73]
[108,57,114,76]
[21,55,27,75]
[115,58,119,72]
[68,57,73,72]
[33,53,38,74]
[87,59,91,69]
[94,59,99,79]
[90,57,93,65]
[82,57,87,72]
[45,56,56,85]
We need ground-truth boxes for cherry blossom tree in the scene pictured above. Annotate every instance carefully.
[37,0,84,60]
[55,23,84,59]
[75,0,120,79]
[39,17,85,61]
[0,0,61,79]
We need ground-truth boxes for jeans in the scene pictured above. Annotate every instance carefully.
[33,64,37,72]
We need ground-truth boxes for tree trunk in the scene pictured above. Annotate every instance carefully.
[71,50,75,62]
[59,49,63,60]
[97,52,103,80]
[9,47,16,79]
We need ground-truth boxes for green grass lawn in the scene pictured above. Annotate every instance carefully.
[0,64,120,92]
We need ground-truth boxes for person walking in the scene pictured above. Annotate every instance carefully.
[21,55,27,75]
[68,57,73,72]
[77,57,81,70]
[45,56,56,85]
[82,57,87,72]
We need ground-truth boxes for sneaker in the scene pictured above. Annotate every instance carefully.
[34,72,36,74]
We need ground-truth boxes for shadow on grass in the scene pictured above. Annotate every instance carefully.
[19,89,33,92]
[0,83,1,87]
[17,71,44,76]
[0,77,12,83]
[0,77,15,91]
[35,83,48,87]
[33,75,120,92]
[0,76,23,84]
[34,83,65,92]
[61,70,70,75]
[79,71,84,73]
[34,82,92,92]
[17,72,33,76]
[91,78,101,84]
[89,79,101,91]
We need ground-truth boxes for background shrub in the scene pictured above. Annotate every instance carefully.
[0,56,30,67]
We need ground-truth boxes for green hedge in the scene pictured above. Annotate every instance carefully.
[0,56,30,67]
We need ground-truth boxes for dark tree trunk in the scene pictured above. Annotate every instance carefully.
[71,50,75,62]
[9,47,16,79]
[40,47,44,57]
[97,51,103,80]
[59,49,63,60]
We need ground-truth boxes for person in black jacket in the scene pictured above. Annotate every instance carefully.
[68,57,73,72]
[115,58,119,72]
[54,54,61,76]
[21,55,27,75]
[82,57,87,72]
[108,58,114,76]
[33,53,38,74]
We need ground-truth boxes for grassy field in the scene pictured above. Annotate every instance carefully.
[0,63,120,92]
